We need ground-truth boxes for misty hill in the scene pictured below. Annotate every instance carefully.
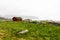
[4,15,39,20]
[0,16,11,21]
[0,17,6,20]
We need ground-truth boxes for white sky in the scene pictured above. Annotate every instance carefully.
[0,0,60,20]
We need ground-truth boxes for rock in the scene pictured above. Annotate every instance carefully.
[29,21,40,24]
[17,29,28,34]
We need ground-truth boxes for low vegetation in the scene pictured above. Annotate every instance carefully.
[0,21,60,40]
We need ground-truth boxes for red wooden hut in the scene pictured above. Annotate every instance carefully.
[12,17,22,21]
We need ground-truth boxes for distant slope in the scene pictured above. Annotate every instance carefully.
[0,17,11,21]
[4,15,39,20]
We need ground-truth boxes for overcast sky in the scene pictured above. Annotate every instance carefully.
[0,0,60,20]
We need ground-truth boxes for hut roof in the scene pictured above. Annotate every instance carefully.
[13,17,22,19]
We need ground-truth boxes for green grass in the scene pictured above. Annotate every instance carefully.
[0,21,60,40]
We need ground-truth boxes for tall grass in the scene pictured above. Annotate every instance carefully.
[0,21,60,40]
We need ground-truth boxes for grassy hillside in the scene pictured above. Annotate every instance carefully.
[0,21,60,40]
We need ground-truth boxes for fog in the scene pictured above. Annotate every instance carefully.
[0,0,60,21]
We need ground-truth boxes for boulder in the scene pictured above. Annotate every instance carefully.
[17,29,28,34]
